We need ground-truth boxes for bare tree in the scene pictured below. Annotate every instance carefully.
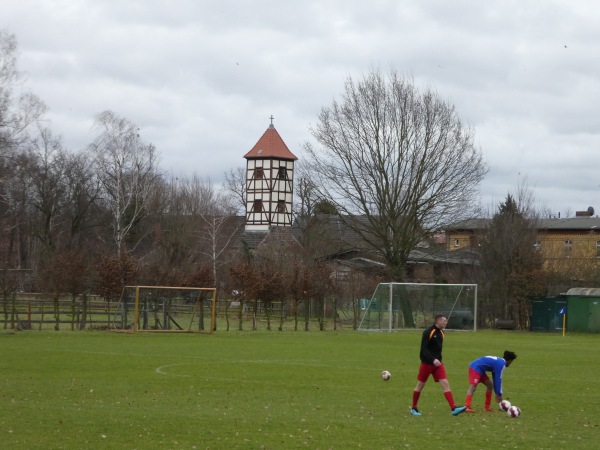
[149,175,197,270]
[304,68,487,282]
[60,151,104,249]
[0,31,47,156]
[1,31,47,272]
[293,161,323,219]
[88,110,160,254]
[223,167,246,214]
[191,176,242,288]
[24,126,67,253]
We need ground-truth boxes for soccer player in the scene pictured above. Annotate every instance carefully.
[464,351,517,412]
[410,314,467,416]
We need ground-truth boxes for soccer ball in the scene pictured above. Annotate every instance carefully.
[381,370,391,381]
[507,405,521,418]
[499,400,512,411]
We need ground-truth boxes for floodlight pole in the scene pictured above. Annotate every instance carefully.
[474,285,478,332]
[389,283,393,332]
[133,286,140,333]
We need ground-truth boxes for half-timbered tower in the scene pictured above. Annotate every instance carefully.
[244,120,297,232]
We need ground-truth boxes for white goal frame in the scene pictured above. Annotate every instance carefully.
[358,282,478,332]
[110,285,218,334]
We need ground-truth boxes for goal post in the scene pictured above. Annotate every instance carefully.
[358,282,477,332]
[110,286,218,334]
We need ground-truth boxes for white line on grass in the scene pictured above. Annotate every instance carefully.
[155,364,191,377]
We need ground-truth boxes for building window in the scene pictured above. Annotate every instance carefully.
[277,167,287,179]
[277,200,286,213]
[564,239,572,257]
[453,239,459,247]
[253,199,263,213]
[596,241,600,258]
[255,168,264,179]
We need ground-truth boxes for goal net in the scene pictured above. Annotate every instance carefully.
[110,286,218,333]
[358,283,477,332]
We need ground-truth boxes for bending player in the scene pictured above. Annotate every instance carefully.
[465,351,517,412]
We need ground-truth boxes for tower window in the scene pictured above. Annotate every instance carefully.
[255,168,264,179]
[277,167,287,179]
[253,200,263,213]
[277,200,286,213]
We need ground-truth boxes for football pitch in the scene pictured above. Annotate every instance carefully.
[1,329,598,449]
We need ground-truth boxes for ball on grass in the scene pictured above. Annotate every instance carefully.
[499,400,512,411]
[507,405,521,418]
[381,370,391,381]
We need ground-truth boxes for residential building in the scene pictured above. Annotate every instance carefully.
[444,216,600,277]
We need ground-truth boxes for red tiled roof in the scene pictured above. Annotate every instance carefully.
[244,124,298,160]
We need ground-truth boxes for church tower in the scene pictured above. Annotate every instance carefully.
[244,118,298,232]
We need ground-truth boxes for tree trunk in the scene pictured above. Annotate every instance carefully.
[53,293,60,331]
[79,294,88,330]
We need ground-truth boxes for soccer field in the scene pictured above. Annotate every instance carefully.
[1,329,598,449]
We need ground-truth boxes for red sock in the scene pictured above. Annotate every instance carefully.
[465,395,473,408]
[485,391,492,409]
[412,390,421,409]
[444,391,456,409]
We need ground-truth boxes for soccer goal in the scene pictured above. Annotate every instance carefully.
[110,286,218,334]
[358,282,477,332]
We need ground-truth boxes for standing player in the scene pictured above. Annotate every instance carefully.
[410,314,467,416]
[464,351,517,412]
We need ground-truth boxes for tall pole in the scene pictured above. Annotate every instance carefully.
[389,283,393,332]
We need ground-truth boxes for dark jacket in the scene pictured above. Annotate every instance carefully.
[419,324,444,365]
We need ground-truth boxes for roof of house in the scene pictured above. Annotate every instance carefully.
[539,218,600,230]
[239,226,301,251]
[244,124,298,161]
[239,231,268,249]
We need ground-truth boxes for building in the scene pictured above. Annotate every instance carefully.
[243,118,297,232]
[444,216,600,276]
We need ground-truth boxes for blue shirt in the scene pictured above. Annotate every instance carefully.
[469,355,507,397]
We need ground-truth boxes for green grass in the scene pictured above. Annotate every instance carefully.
[1,329,598,449]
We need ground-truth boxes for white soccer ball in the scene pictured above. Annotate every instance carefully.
[507,405,521,418]
[499,400,512,412]
[381,370,391,381]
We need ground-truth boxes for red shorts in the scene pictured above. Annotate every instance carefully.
[417,363,447,382]
[468,367,489,385]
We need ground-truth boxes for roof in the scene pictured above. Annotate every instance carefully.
[240,231,268,249]
[565,288,600,297]
[408,248,480,265]
[444,219,490,231]
[244,124,298,161]
[239,227,301,251]
[538,218,600,230]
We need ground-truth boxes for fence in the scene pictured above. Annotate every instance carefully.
[2,294,361,331]
[1,294,117,331]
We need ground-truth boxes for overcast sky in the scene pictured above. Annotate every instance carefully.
[4,0,600,217]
